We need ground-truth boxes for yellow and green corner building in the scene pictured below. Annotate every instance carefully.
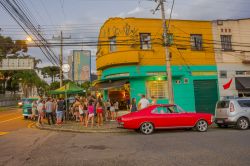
[94,17,218,114]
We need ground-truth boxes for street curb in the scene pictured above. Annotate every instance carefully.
[35,123,134,134]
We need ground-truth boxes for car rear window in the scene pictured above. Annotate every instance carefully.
[217,101,230,108]
[237,100,250,107]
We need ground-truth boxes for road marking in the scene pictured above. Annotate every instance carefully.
[0,116,23,124]
[0,112,20,118]
[0,132,9,136]
[27,122,36,128]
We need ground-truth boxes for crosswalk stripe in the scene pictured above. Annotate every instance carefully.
[0,116,23,124]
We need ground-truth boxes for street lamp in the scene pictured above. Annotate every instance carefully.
[26,36,32,42]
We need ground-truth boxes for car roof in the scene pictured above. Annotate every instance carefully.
[219,97,250,101]
[154,104,176,107]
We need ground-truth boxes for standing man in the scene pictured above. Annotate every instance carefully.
[138,94,150,110]
[56,98,64,125]
[45,98,55,125]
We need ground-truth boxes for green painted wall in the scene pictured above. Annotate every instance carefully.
[100,65,218,112]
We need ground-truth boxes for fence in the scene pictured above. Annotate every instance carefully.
[0,94,20,107]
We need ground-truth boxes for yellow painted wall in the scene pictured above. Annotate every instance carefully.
[96,17,215,70]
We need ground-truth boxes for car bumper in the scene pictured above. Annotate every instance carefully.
[117,122,124,128]
[215,118,237,125]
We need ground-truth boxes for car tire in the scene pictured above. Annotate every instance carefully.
[196,120,208,132]
[237,117,249,130]
[24,116,28,119]
[140,122,154,135]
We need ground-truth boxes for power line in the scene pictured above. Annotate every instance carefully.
[0,0,59,66]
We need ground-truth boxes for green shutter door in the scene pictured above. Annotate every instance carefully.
[193,80,218,114]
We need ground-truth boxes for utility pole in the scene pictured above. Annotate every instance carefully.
[153,0,174,104]
[53,31,71,87]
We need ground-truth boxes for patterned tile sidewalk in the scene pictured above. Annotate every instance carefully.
[36,111,134,133]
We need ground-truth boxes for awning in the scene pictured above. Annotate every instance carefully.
[93,80,129,90]
[235,77,250,90]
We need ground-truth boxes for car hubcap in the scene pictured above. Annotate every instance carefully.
[239,119,248,129]
[142,123,153,134]
[197,120,207,131]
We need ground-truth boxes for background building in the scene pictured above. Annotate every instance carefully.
[212,18,250,98]
[68,50,91,84]
[95,17,218,113]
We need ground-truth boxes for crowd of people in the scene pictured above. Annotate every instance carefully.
[31,94,154,127]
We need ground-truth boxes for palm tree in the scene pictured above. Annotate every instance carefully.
[12,70,43,97]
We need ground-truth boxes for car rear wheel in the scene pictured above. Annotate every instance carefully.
[237,117,249,130]
[140,122,154,135]
[196,120,208,132]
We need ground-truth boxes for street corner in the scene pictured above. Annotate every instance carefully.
[35,121,134,134]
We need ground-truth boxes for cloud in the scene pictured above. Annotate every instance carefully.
[172,0,250,20]
[117,0,250,20]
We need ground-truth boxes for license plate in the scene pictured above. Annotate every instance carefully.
[217,120,223,123]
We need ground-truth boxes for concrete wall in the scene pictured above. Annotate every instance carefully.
[212,19,250,98]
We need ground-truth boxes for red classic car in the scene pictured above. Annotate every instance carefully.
[117,104,214,134]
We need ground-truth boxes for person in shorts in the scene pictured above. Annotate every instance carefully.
[110,102,115,121]
[31,100,37,120]
[85,100,94,127]
[37,100,45,124]
[96,100,103,126]
[114,101,119,119]
[79,102,85,125]
[106,99,111,121]
[56,98,64,125]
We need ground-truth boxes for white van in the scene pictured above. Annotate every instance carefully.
[215,98,250,130]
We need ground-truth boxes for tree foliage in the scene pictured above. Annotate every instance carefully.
[41,66,60,83]
[49,81,60,90]
[11,70,48,97]
[0,35,27,59]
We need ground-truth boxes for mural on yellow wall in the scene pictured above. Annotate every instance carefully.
[96,17,216,70]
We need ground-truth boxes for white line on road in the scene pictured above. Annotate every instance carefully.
[0,111,20,118]
[0,116,23,124]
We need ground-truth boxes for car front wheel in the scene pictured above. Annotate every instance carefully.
[140,122,154,135]
[196,120,208,132]
[237,117,249,130]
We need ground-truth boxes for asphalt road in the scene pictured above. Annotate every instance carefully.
[0,108,250,166]
[0,107,36,136]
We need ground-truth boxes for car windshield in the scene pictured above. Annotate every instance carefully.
[152,105,186,114]
[22,99,37,105]
[168,105,186,113]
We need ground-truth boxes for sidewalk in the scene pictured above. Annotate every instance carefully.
[36,110,134,133]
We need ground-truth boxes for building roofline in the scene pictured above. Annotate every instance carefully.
[110,17,211,22]
[214,18,250,21]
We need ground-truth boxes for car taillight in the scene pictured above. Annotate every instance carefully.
[230,103,235,112]
[211,115,214,122]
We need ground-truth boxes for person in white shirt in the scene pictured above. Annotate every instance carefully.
[138,94,150,110]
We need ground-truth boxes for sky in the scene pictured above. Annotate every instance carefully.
[0,0,250,75]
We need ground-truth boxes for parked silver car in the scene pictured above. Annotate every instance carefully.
[215,98,250,130]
